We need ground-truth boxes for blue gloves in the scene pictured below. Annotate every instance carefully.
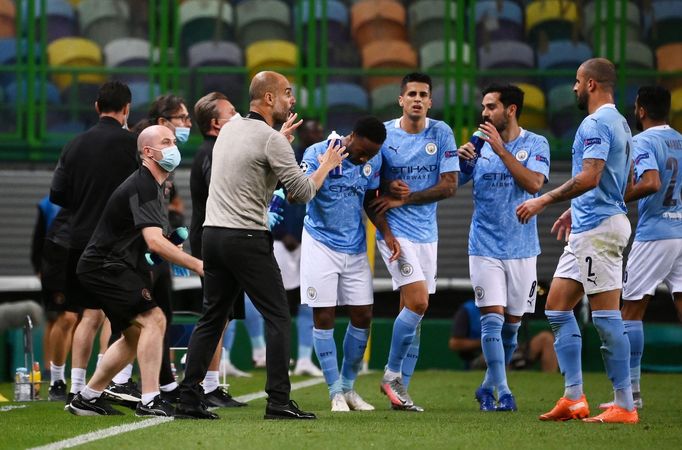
[267,211,283,230]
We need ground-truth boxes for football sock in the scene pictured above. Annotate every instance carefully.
[624,320,643,393]
[593,310,633,411]
[386,308,423,374]
[401,324,421,390]
[313,328,341,397]
[502,322,522,365]
[546,310,583,400]
[50,362,65,385]
[160,381,177,392]
[70,368,86,394]
[297,304,314,360]
[112,364,133,385]
[244,294,266,350]
[341,324,369,392]
[96,354,104,367]
[142,391,159,405]
[223,321,237,351]
[80,386,102,401]
[203,371,219,394]
[480,313,510,397]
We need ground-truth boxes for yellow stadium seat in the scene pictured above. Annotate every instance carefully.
[517,82,547,130]
[47,37,105,90]
[245,40,297,80]
[526,0,578,44]
[671,87,682,131]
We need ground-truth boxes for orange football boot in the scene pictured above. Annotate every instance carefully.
[583,405,639,424]
[539,395,590,421]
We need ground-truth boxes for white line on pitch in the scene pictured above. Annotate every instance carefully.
[29,377,327,450]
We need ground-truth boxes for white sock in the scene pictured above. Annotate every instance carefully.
[112,364,133,384]
[96,354,104,367]
[80,386,102,401]
[160,381,178,392]
[384,368,401,381]
[50,362,65,385]
[252,347,266,361]
[203,371,219,393]
[564,384,584,401]
[70,368,86,394]
[142,391,159,405]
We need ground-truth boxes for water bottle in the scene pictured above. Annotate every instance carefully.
[31,361,41,399]
[269,188,285,213]
[326,131,343,178]
[459,130,488,175]
[14,367,30,401]
[145,226,189,266]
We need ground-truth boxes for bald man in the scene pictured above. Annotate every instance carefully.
[67,125,204,417]
[517,58,637,423]
[177,71,345,420]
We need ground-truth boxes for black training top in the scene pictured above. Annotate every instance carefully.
[50,116,138,250]
[188,136,216,258]
[77,166,167,276]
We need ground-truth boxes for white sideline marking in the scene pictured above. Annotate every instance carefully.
[29,378,326,450]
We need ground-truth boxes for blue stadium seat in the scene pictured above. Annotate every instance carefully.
[316,82,368,135]
[644,0,682,47]
[478,40,534,85]
[187,40,244,106]
[23,0,76,43]
[78,0,131,49]
[408,0,459,49]
[236,0,291,48]
[583,1,642,47]
[536,40,592,90]
[179,0,235,58]
[0,38,41,88]
[475,0,524,44]
[127,80,161,125]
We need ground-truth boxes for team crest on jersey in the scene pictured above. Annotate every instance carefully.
[306,287,317,301]
[363,163,372,177]
[425,143,437,155]
[515,150,529,162]
[299,161,308,172]
[474,286,485,300]
[141,288,152,301]
[400,263,414,277]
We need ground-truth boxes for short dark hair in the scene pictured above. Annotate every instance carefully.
[194,92,229,137]
[581,57,616,92]
[482,83,525,119]
[353,116,387,145]
[96,81,131,113]
[148,94,187,123]
[400,72,432,95]
[637,85,671,122]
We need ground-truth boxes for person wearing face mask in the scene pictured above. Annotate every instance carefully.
[68,125,204,417]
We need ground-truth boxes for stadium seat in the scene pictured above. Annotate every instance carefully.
[361,39,417,91]
[430,81,479,120]
[0,38,41,88]
[47,37,105,91]
[408,0,458,49]
[236,0,290,48]
[103,38,152,83]
[420,40,471,72]
[536,40,592,90]
[646,1,682,48]
[179,0,234,58]
[188,40,244,107]
[78,0,131,49]
[655,43,682,90]
[23,0,77,43]
[516,82,547,131]
[370,83,400,121]
[315,82,368,135]
[583,1,641,46]
[525,0,579,46]
[245,40,297,80]
[475,0,524,45]
[0,0,15,38]
[671,87,682,132]
[547,83,583,139]
[126,80,161,125]
[478,40,534,85]
[297,0,348,44]
[4,79,63,132]
[351,0,407,50]
[59,81,101,128]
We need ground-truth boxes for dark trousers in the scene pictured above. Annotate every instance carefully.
[180,227,291,404]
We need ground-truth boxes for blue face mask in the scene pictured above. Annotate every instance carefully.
[151,145,181,172]
[174,126,190,143]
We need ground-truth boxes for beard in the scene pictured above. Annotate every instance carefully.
[576,90,588,111]
[635,116,643,132]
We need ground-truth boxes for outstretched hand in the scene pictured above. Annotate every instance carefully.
[280,112,303,143]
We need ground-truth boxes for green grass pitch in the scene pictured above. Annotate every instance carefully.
[1,371,681,449]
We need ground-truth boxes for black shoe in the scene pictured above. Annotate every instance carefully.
[104,378,141,402]
[175,401,220,420]
[160,386,181,404]
[67,393,124,416]
[204,387,247,408]
[264,400,316,420]
[64,392,76,411]
[136,395,175,417]
[49,380,67,402]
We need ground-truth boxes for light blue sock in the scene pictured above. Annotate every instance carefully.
[401,324,421,390]
[480,313,510,397]
[546,310,583,400]
[502,322,521,365]
[386,308,423,373]
[297,304,314,360]
[593,310,634,411]
[223,320,237,351]
[313,328,342,398]
[244,294,265,350]
[623,320,643,392]
[340,324,369,392]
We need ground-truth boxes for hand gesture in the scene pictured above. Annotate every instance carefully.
[318,139,347,170]
[478,122,505,156]
[456,141,476,160]
[550,209,572,242]
[280,112,303,143]
[388,180,410,200]
[516,197,546,224]
[370,194,404,215]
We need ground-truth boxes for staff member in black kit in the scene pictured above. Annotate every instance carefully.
[177,71,346,420]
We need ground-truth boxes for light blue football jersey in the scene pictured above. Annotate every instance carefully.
[462,129,550,259]
[377,118,459,243]
[302,141,382,254]
[632,125,682,241]
[571,104,632,233]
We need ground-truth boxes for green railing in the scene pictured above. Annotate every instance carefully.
[0,0,679,162]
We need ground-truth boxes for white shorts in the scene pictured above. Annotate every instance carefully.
[469,255,538,316]
[300,229,373,308]
[623,238,682,300]
[273,240,301,291]
[553,214,631,295]
[378,238,437,294]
